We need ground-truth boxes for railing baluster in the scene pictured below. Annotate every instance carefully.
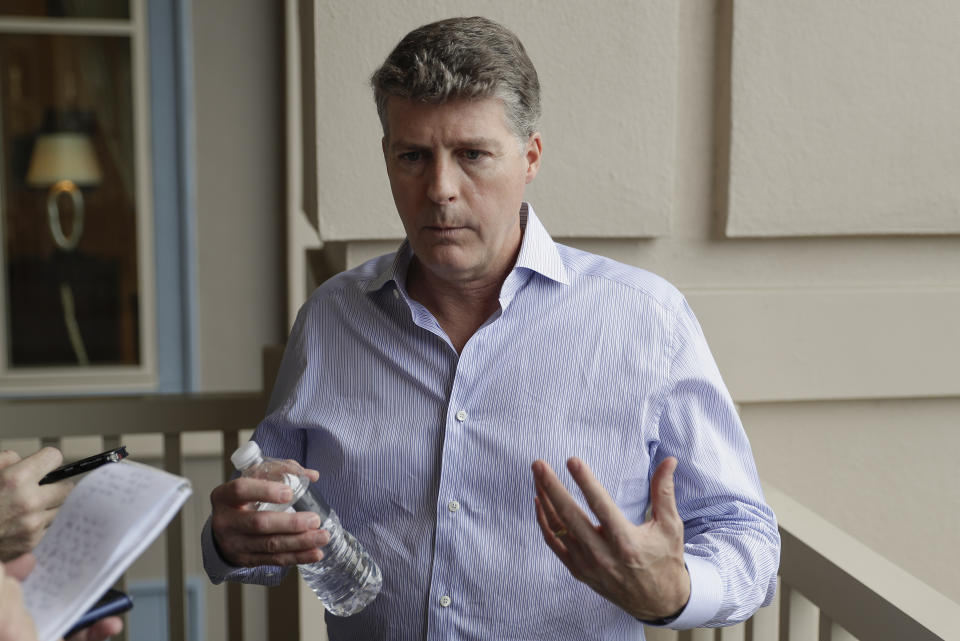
[164,432,187,641]
[829,623,858,641]
[818,611,834,641]
[223,429,244,641]
[779,583,793,641]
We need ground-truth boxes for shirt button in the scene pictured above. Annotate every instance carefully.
[455,409,468,422]
[447,500,460,512]
[393,290,399,299]
[439,595,452,607]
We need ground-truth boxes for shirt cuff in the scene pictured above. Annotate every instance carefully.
[201,516,291,587]
[201,516,241,584]
[647,553,723,629]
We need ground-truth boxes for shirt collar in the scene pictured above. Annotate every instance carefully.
[513,202,570,286]
[366,241,412,294]
[365,202,569,296]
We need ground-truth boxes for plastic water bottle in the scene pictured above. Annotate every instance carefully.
[231,441,382,616]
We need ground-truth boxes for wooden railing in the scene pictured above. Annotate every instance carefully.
[3,392,957,641]
[653,486,958,641]
[757,485,956,641]
[0,392,266,641]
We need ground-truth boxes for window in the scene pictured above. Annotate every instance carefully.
[0,0,193,395]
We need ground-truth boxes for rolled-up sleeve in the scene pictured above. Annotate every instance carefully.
[650,297,780,628]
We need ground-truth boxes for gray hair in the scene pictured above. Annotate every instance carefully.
[370,16,541,140]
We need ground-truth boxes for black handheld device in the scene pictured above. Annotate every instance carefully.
[64,588,133,637]
[39,446,128,485]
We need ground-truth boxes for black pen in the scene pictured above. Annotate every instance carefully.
[39,446,128,485]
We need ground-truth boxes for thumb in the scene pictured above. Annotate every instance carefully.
[650,457,681,525]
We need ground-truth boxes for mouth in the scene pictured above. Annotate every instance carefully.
[424,225,468,237]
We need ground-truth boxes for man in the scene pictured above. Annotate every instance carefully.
[203,16,779,639]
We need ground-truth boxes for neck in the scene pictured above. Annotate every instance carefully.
[406,257,512,353]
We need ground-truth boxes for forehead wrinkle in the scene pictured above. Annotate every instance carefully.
[384,97,520,153]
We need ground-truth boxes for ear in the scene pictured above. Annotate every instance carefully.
[524,133,543,185]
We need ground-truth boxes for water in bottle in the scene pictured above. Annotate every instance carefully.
[231,441,382,616]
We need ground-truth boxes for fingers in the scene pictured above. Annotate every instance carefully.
[531,460,597,546]
[277,459,320,483]
[65,616,123,641]
[4,553,36,581]
[214,524,330,568]
[0,449,21,470]
[534,494,570,562]
[0,561,39,641]
[38,478,74,511]
[231,508,323,535]
[565,457,635,541]
[649,457,681,525]
[210,482,330,567]
[236,528,328,565]
[0,448,63,489]
[22,448,65,480]
[211,477,294,509]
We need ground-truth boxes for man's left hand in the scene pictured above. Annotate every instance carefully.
[532,456,690,622]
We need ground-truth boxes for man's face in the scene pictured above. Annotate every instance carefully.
[382,97,542,287]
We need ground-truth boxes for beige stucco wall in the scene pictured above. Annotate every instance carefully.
[182,0,959,637]
[192,0,286,393]
[297,0,960,616]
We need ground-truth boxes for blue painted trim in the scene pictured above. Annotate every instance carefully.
[148,0,197,393]
[148,0,185,393]
[174,0,199,392]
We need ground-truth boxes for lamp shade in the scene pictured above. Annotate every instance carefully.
[26,132,102,187]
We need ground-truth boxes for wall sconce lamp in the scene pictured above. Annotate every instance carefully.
[24,122,103,365]
[26,130,102,251]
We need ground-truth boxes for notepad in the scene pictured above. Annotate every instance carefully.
[22,460,192,641]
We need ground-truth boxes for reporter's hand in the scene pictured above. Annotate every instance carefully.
[0,554,39,641]
[1,554,122,641]
[210,463,329,567]
[0,448,73,562]
[532,456,691,621]
[64,616,123,641]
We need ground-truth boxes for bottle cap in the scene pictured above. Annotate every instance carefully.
[231,441,263,471]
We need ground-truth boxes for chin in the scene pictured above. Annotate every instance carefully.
[420,255,482,281]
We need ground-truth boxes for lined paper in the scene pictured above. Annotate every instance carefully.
[23,460,191,641]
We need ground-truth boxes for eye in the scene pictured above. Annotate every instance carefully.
[462,149,485,161]
[399,151,422,162]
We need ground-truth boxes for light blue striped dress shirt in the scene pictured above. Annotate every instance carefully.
[202,204,779,639]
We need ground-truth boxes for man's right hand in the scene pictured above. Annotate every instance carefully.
[209,469,330,567]
[0,448,73,562]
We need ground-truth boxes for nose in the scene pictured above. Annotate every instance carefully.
[426,156,457,204]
